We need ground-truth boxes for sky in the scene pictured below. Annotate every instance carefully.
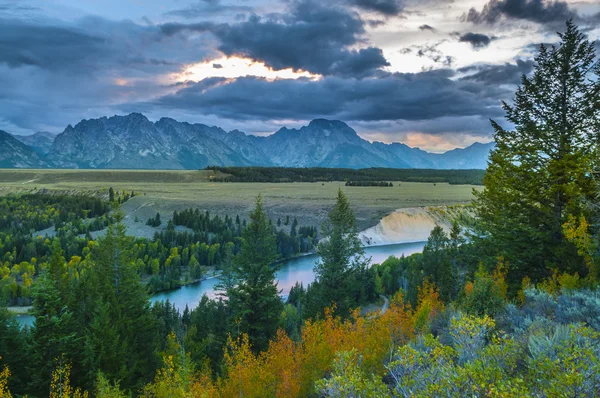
[1,0,599,152]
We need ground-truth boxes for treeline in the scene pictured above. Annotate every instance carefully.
[345,180,393,187]
[0,226,184,396]
[1,192,319,300]
[205,166,485,185]
[0,194,114,305]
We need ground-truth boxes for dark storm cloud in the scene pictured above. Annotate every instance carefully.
[458,32,494,49]
[419,24,435,31]
[164,0,252,19]
[348,0,405,16]
[0,17,194,75]
[462,0,573,25]
[0,16,214,133]
[0,20,107,71]
[459,59,534,85]
[147,71,505,123]
[159,0,390,77]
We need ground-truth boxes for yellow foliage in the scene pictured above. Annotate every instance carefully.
[493,257,509,299]
[0,362,11,398]
[178,297,417,398]
[414,279,444,333]
[49,358,89,398]
[563,215,597,281]
[539,269,581,295]
[517,276,531,304]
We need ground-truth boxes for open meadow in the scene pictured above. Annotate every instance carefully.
[0,169,482,235]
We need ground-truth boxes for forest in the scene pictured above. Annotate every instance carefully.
[345,181,394,187]
[205,166,485,185]
[1,21,600,397]
[0,191,317,303]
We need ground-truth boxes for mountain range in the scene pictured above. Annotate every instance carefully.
[5,113,494,170]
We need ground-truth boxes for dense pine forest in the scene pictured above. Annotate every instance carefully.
[0,192,317,303]
[206,166,485,185]
[1,21,600,397]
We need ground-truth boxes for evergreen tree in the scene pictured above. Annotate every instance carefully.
[78,223,158,392]
[227,195,282,352]
[0,309,29,395]
[474,21,600,288]
[29,240,78,396]
[421,226,452,300]
[311,189,369,317]
[449,221,466,299]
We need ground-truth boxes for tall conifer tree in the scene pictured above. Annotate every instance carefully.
[474,21,600,287]
[227,195,282,352]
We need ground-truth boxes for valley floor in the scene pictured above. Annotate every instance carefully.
[0,169,480,234]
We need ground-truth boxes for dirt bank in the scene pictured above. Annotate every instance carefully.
[359,206,467,245]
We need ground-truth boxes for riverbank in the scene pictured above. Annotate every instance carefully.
[7,305,33,315]
[359,205,468,245]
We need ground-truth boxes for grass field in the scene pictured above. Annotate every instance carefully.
[0,169,482,234]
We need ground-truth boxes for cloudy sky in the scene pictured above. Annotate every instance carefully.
[1,0,599,151]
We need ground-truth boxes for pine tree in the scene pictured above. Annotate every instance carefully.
[422,226,452,300]
[474,21,600,288]
[29,240,78,396]
[0,309,29,395]
[311,189,369,317]
[227,195,282,352]
[78,223,158,392]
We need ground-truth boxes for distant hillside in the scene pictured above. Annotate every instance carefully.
[11,131,56,155]
[0,130,48,168]
[1,113,495,170]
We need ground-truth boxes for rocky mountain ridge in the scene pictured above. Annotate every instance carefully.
[4,114,494,170]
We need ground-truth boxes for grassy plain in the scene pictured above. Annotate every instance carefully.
[0,169,482,234]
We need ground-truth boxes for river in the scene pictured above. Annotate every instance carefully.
[16,241,425,326]
[150,241,425,313]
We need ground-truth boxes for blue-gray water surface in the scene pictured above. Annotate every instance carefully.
[150,241,425,313]
[16,241,425,327]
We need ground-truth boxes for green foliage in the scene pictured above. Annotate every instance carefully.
[227,195,283,353]
[460,265,507,317]
[421,225,453,300]
[0,309,29,395]
[308,189,372,318]
[345,181,393,187]
[317,350,389,398]
[473,21,600,289]
[146,212,161,227]
[206,166,485,185]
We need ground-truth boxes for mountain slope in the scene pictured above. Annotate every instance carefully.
[11,131,56,155]
[0,130,48,168]
[255,119,412,168]
[8,113,494,170]
[47,114,260,169]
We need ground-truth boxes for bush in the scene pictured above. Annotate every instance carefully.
[316,350,388,398]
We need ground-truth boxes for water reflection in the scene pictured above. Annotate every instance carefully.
[151,241,425,313]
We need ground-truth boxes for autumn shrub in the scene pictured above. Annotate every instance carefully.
[449,313,494,365]
[413,279,444,334]
[461,264,507,317]
[387,334,456,397]
[527,324,600,396]
[555,288,600,330]
[316,350,389,398]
